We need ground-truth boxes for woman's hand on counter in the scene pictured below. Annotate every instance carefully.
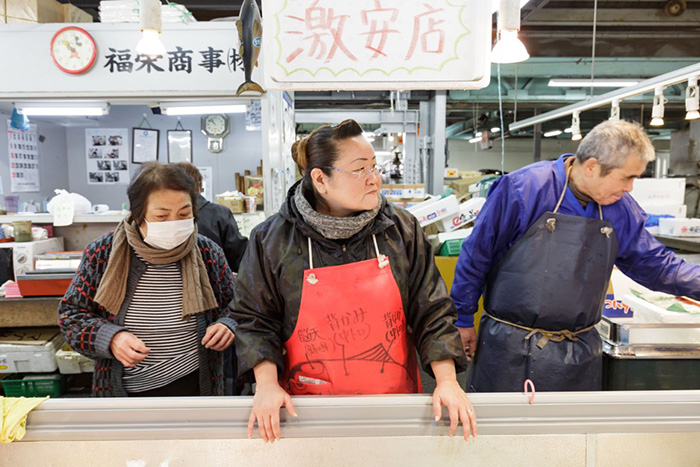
[201,323,235,351]
[431,359,477,441]
[110,331,150,367]
[249,361,298,442]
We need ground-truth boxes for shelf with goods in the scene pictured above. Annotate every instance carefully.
[0,211,265,249]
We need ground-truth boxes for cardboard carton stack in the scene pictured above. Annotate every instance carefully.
[380,184,426,209]
[1,0,92,23]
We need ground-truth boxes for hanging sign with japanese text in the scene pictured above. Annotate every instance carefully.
[0,23,260,99]
[264,0,491,90]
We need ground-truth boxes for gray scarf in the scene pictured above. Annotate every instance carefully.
[294,184,381,240]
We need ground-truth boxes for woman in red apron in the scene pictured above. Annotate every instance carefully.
[232,120,476,442]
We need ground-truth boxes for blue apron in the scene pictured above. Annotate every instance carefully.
[468,168,618,392]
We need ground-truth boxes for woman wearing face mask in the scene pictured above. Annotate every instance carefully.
[58,162,235,397]
[232,120,477,442]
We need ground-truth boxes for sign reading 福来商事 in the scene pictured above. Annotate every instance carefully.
[264,0,491,90]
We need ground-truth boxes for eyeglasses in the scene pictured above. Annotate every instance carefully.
[324,164,381,181]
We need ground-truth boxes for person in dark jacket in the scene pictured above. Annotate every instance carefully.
[176,162,249,395]
[175,162,248,273]
[232,119,476,443]
[58,162,235,397]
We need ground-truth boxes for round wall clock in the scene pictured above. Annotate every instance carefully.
[201,114,231,153]
[50,26,97,74]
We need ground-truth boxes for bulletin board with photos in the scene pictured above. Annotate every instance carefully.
[85,128,130,185]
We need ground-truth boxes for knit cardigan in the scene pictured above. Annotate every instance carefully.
[58,232,236,397]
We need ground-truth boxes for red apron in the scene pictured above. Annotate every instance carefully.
[283,235,421,395]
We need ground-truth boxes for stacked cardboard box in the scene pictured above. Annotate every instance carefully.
[1,0,92,23]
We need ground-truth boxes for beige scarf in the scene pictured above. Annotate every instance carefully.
[94,217,218,317]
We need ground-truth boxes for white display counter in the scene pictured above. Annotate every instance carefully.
[3,392,699,466]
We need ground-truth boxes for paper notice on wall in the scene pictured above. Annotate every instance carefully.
[246,101,262,131]
[199,166,212,201]
[85,128,130,185]
[6,120,40,192]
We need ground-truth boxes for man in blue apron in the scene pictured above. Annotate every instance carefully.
[452,120,700,392]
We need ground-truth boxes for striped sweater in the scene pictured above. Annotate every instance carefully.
[58,232,236,397]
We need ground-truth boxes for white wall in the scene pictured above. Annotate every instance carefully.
[0,111,71,207]
[59,105,263,208]
[447,137,580,173]
[447,136,672,175]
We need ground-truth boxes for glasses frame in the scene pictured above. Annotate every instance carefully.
[323,164,381,181]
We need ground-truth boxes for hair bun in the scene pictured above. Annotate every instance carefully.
[291,136,309,171]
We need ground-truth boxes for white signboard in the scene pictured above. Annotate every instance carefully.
[264,0,491,90]
[86,128,130,185]
[7,121,40,192]
[0,23,259,98]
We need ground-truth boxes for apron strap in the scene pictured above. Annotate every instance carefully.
[554,160,604,221]
[484,311,596,349]
[372,234,390,268]
[552,164,571,214]
[308,237,314,270]
[307,235,389,271]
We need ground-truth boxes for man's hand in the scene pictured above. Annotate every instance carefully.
[110,331,150,367]
[458,326,477,361]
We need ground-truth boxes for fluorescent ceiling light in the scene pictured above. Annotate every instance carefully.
[19,103,110,116]
[491,127,500,133]
[510,62,700,132]
[161,104,247,116]
[468,137,481,143]
[548,79,641,88]
[543,130,562,137]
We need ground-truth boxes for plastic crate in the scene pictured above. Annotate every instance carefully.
[1,373,65,397]
[439,238,464,256]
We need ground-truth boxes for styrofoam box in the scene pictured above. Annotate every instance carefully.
[630,178,685,206]
[437,197,486,233]
[56,348,95,374]
[658,218,700,237]
[621,294,700,344]
[0,333,64,373]
[407,195,460,227]
[641,203,687,218]
[380,184,426,199]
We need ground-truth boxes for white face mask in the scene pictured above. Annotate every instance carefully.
[143,218,195,250]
